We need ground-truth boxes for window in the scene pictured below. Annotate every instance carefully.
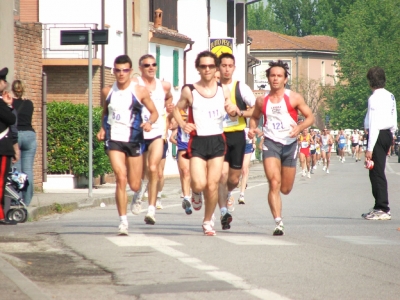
[156,46,160,79]
[173,49,179,87]
[132,1,135,31]
[227,0,234,38]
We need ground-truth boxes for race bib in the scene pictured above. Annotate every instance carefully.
[223,113,239,128]
[267,119,285,132]
[310,144,315,150]
[364,140,367,145]
[340,139,346,144]
[301,141,309,148]
[181,130,189,143]
[109,110,133,126]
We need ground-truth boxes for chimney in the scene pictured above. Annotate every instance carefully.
[154,8,163,28]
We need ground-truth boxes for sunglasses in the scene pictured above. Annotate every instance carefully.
[142,63,157,68]
[198,64,216,70]
[113,68,131,74]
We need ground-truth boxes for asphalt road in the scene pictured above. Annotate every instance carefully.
[1,155,400,300]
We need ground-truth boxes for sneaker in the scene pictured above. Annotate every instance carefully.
[227,195,235,212]
[339,157,342,161]
[220,212,232,230]
[238,194,245,205]
[322,166,326,171]
[343,157,345,162]
[326,169,330,174]
[191,192,203,211]
[210,214,216,228]
[144,210,156,225]
[182,199,192,215]
[307,171,311,178]
[313,165,317,170]
[156,198,163,210]
[273,221,284,236]
[130,195,142,215]
[144,191,148,199]
[301,169,306,177]
[362,209,391,220]
[118,222,128,235]
[310,169,314,174]
[202,221,216,236]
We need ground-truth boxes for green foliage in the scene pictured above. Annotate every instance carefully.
[326,0,400,129]
[47,102,112,177]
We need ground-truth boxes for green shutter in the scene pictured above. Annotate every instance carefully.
[173,50,179,87]
[156,46,160,79]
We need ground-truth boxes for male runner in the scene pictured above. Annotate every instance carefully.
[336,129,347,162]
[129,54,173,225]
[248,60,314,236]
[320,128,334,173]
[217,53,256,230]
[298,128,312,178]
[97,55,158,235]
[173,51,237,236]
[351,129,360,161]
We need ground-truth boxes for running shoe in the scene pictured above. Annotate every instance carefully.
[238,194,245,205]
[362,209,391,220]
[301,169,306,177]
[227,195,235,212]
[156,198,163,210]
[342,157,345,162]
[322,166,326,171]
[326,169,330,174]
[313,165,317,170]
[307,171,311,178]
[144,210,156,225]
[191,192,203,211]
[202,221,216,236]
[144,191,148,199]
[182,198,193,215]
[310,169,314,174]
[220,212,232,230]
[339,157,342,161]
[273,220,285,236]
[118,222,129,235]
[130,195,142,215]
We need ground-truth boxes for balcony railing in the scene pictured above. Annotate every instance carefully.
[42,23,99,59]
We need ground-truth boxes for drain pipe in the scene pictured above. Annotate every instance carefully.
[42,72,47,183]
[183,43,193,85]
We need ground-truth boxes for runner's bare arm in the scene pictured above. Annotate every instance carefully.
[222,84,237,117]
[289,92,314,138]
[248,96,264,139]
[162,81,174,113]
[96,86,112,141]
[137,85,159,132]
[169,128,178,145]
[173,86,196,134]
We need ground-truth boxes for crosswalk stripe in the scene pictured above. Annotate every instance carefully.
[327,236,400,245]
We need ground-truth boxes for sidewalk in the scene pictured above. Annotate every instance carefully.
[27,161,266,221]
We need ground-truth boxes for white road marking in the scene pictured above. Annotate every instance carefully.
[327,236,400,245]
[231,183,267,195]
[217,235,297,246]
[107,236,291,300]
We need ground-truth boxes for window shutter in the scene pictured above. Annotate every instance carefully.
[156,46,160,79]
[173,50,179,87]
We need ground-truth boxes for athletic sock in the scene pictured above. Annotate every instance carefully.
[239,192,244,197]
[274,217,282,224]
[221,207,227,216]
[148,205,155,212]
[183,196,190,201]
[227,191,232,199]
[120,215,128,225]
[157,191,162,198]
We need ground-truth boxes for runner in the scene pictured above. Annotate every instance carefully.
[248,60,314,236]
[320,128,334,173]
[336,129,347,163]
[351,129,360,161]
[173,50,237,236]
[298,128,312,178]
[357,132,364,161]
[315,130,322,167]
[155,114,169,210]
[97,55,158,235]
[309,129,317,174]
[217,53,256,230]
[129,54,173,225]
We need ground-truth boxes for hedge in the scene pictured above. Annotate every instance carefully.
[47,102,112,177]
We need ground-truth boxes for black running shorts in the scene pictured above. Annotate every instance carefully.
[224,131,246,169]
[106,140,141,157]
[262,137,298,167]
[186,134,226,160]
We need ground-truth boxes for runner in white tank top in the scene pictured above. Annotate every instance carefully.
[96,55,158,236]
[248,60,314,236]
[129,54,173,225]
[173,51,237,236]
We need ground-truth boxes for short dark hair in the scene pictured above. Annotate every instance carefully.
[139,54,155,66]
[266,60,290,78]
[114,55,132,68]
[218,53,235,65]
[367,67,386,89]
[195,51,219,68]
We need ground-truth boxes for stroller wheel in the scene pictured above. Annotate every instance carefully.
[21,208,28,223]
[6,209,15,221]
[10,208,26,223]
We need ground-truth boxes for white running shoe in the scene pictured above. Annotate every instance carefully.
[227,194,235,212]
[191,192,203,211]
[301,169,306,177]
[307,171,311,178]
[313,165,317,170]
[273,221,284,236]
[343,157,345,162]
[130,198,142,215]
[156,198,163,210]
[322,166,326,171]
[118,222,128,235]
[339,157,342,161]
[144,209,156,225]
[326,169,330,174]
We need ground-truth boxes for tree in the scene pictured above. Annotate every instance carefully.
[247,1,281,31]
[326,0,400,129]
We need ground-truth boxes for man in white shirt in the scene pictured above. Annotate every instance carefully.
[362,67,397,220]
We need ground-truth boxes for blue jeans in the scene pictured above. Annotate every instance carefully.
[13,131,37,206]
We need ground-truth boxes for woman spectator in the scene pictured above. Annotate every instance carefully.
[12,80,36,206]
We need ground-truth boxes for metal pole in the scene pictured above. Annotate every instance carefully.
[88,29,93,198]
[42,73,47,183]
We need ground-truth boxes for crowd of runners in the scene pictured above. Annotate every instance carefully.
[96,51,397,237]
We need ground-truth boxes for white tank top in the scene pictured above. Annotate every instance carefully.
[138,77,166,139]
[262,89,298,145]
[187,83,225,136]
[321,135,328,146]
[106,81,143,143]
[352,133,359,143]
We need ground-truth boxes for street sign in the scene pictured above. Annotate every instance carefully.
[60,29,108,45]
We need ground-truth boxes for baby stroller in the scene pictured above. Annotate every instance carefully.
[3,168,29,223]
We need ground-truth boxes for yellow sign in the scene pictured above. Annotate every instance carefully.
[209,38,233,57]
